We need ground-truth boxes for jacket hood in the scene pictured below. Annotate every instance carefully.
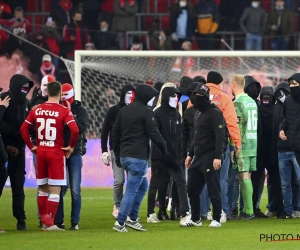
[161,87,181,106]
[260,86,274,96]
[119,84,135,104]
[275,81,290,96]
[244,75,261,99]
[288,73,300,83]
[135,84,158,105]
[9,74,34,93]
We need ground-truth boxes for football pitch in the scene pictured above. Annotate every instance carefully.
[0,188,299,250]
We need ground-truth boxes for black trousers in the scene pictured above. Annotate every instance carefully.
[187,151,222,222]
[7,153,26,221]
[147,159,188,216]
[0,160,7,196]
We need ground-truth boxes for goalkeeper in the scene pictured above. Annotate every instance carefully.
[231,74,257,220]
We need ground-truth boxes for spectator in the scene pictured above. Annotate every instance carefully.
[239,0,266,50]
[148,20,171,50]
[112,0,138,50]
[38,54,61,83]
[63,10,89,59]
[195,0,220,50]
[43,19,62,69]
[0,2,12,19]
[99,0,114,28]
[0,25,8,54]
[84,42,96,50]
[22,31,50,75]
[128,35,147,50]
[50,0,76,34]
[267,0,294,50]
[5,6,31,55]
[82,0,101,32]
[169,0,195,50]
[93,19,119,50]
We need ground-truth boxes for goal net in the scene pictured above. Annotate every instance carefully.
[66,51,300,139]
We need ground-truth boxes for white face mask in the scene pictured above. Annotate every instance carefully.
[41,83,48,96]
[147,96,155,107]
[275,6,284,10]
[179,1,186,7]
[125,91,133,105]
[101,27,108,32]
[169,95,178,108]
[251,2,259,8]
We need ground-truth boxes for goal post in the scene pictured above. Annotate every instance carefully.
[71,50,300,139]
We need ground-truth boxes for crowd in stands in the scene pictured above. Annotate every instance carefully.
[0,0,299,82]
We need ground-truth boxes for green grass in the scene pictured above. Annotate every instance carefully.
[0,188,299,250]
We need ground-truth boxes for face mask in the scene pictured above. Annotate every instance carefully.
[169,95,178,108]
[41,84,48,96]
[275,6,284,10]
[251,2,259,8]
[21,86,29,95]
[290,86,300,99]
[61,86,75,105]
[193,95,210,111]
[179,1,187,7]
[190,95,196,105]
[43,61,51,68]
[101,27,108,32]
[147,96,155,107]
[124,91,134,105]
[261,95,273,105]
[159,36,165,41]
[276,90,289,103]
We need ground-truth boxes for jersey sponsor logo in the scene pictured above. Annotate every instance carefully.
[39,140,54,147]
[246,133,257,139]
[244,101,256,108]
[13,27,26,35]
[35,108,59,117]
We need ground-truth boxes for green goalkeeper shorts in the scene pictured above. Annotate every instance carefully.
[233,156,257,172]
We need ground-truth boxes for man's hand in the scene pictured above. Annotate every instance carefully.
[213,159,222,170]
[70,35,76,41]
[31,146,37,154]
[234,145,241,157]
[6,145,18,156]
[0,96,10,108]
[61,146,74,158]
[31,105,40,111]
[102,152,111,166]
[279,130,287,140]
[185,156,192,169]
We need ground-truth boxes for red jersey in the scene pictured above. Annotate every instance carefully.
[21,102,79,152]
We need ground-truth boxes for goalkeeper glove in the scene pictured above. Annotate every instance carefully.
[102,152,111,166]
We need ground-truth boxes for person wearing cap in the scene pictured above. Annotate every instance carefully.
[84,42,96,50]
[0,74,33,230]
[203,71,241,222]
[178,76,193,113]
[184,82,226,228]
[147,85,190,225]
[38,54,60,83]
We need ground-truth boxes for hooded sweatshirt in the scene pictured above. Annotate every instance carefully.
[151,87,181,160]
[112,84,167,160]
[0,74,33,151]
[101,84,135,153]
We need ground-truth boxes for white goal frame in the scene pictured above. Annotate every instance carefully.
[74,50,300,102]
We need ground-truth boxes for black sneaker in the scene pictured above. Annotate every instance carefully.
[55,223,66,230]
[69,224,79,230]
[17,221,28,230]
[157,210,169,221]
[255,208,269,218]
[277,213,292,219]
[227,212,239,220]
[231,208,238,217]
[241,214,255,220]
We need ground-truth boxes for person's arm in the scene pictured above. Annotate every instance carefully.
[20,111,35,150]
[114,0,129,16]
[211,109,225,159]
[180,111,190,160]
[52,27,63,43]
[63,25,72,42]
[124,1,138,15]
[101,108,112,153]
[260,10,267,36]
[111,112,122,152]
[144,110,167,155]
[74,106,88,134]
[239,8,249,33]
[279,101,288,131]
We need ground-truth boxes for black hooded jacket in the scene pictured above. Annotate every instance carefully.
[151,87,181,160]
[272,82,292,158]
[101,84,135,153]
[280,73,300,151]
[0,74,33,152]
[112,84,167,160]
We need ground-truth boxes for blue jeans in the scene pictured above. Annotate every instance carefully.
[118,157,148,224]
[246,33,262,50]
[271,38,289,50]
[278,152,300,215]
[55,154,82,224]
[228,166,244,211]
[220,146,230,214]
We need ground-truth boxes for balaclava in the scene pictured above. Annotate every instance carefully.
[193,83,211,112]
[275,89,290,103]
[61,83,74,106]
[41,75,55,96]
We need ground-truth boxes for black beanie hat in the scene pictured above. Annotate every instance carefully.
[207,71,223,85]
[154,81,164,92]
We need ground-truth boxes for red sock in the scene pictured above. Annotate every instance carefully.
[37,191,48,225]
[46,194,60,227]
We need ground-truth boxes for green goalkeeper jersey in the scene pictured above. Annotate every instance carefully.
[233,93,258,158]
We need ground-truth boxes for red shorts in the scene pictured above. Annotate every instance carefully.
[36,150,66,186]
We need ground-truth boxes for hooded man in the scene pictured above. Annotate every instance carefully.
[54,83,88,230]
[101,84,136,219]
[0,74,33,230]
[147,85,190,225]
[244,75,267,218]
[184,82,226,228]
[271,82,296,219]
[178,76,193,113]
[111,84,167,232]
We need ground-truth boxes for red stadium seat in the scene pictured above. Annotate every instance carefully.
[161,16,170,31]
[27,0,36,12]
[144,16,154,30]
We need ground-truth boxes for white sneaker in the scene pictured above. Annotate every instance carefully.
[42,225,65,231]
[292,211,300,218]
[265,210,276,217]
[207,211,212,221]
[147,213,160,223]
[180,218,202,227]
[220,210,227,223]
[112,205,120,219]
[179,212,191,226]
[209,220,221,228]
